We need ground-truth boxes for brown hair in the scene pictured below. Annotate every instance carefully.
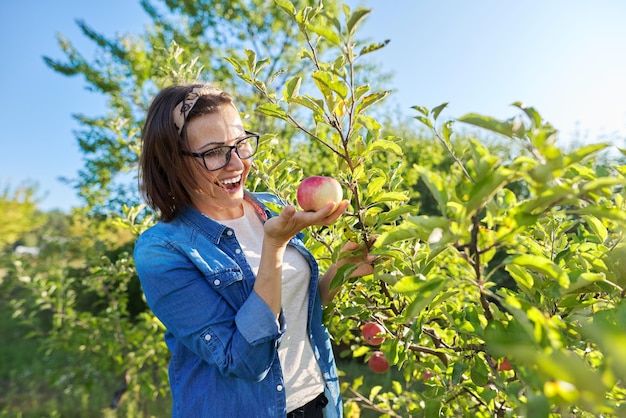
[139,83,234,222]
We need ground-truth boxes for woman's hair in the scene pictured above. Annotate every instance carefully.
[139,83,234,222]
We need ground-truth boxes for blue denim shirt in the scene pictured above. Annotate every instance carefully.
[134,192,342,417]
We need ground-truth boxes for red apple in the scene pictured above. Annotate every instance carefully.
[296,176,343,212]
[498,357,513,372]
[368,351,390,374]
[361,321,386,346]
[422,370,434,380]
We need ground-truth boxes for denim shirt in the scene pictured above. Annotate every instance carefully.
[134,192,342,417]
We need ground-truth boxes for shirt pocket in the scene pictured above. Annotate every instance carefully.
[204,269,247,304]
[186,247,250,308]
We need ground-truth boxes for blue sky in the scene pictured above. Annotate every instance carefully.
[1,1,625,212]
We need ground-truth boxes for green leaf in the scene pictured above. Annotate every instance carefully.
[563,272,605,294]
[457,113,514,138]
[431,102,448,120]
[371,191,408,203]
[505,264,535,290]
[578,300,626,380]
[275,0,296,16]
[512,102,541,129]
[392,380,402,395]
[413,165,448,215]
[411,105,429,116]
[255,103,289,121]
[267,68,286,85]
[283,76,302,101]
[574,206,626,223]
[393,275,427,293]
[245,49,257,73]
[374,223,420,247]
[470,356,489,387]
[367,176,386,197]
[518,186,572,214]
[356,91,390,113]
[580,177,626,195]
[526,391,551,418]
[399,277,446,322]
[329,262,358,291]
[288,95,324,113]
[346,7,371,37]
[451,361,468,384]
[365,138,403,156]
[582,215,608,243]
[358,40,390,56]
[223,56,244,75]
[312,70,349,99]
[307,24,341,46]
[507,255,569,288]
[352,345,370,358]
[379,206,414,224]
[413,115,433,129]
[465,168,512,215]
[564,143,609,165]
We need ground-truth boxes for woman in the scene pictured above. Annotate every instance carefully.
[134,83,374,417]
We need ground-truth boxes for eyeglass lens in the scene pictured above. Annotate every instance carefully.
[202,135,258,171]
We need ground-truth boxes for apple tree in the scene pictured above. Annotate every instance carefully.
[224,1,626,416]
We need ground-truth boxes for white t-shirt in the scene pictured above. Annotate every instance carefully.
[219,202,325,412]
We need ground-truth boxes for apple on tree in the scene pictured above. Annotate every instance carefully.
[361,321,386,346]
[367,351,389,374]
[296,176,343,212]
[498,357,513,372]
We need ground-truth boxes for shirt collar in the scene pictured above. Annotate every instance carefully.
[179,191,270,244]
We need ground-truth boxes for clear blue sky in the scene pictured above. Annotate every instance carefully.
[1,1,625,212]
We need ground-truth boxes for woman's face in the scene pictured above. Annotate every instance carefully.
[184,104,251,219]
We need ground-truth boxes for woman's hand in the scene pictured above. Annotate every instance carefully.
[263,200,350,249]
[319,241,377,305]
[255,200,349,315]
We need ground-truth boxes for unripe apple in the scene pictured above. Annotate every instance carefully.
[361,321,386,346]
[296,176,343,212]
[368,351,389,374]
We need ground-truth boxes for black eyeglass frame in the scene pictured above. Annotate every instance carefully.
[182,131,260,171]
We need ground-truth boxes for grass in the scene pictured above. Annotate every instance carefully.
[1,296,396,417]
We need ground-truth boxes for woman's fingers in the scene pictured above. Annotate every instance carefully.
[264,200,349,245]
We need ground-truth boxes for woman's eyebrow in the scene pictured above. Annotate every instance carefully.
[196,140,225,151]
[196,132,247,150]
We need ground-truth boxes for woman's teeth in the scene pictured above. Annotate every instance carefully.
[221,176,241,185]
[221,176,241,189]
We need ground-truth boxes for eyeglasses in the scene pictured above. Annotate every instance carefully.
[182,131,260,171]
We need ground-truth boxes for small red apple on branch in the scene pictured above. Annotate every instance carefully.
[296,176,343,212]
[361,321,386,346]
[498,357,513,372]
[367,351,390,374]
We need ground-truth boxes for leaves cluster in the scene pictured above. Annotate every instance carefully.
[227,2,626,416]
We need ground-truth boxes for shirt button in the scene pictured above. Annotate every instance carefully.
[214,279,221,286]
[276,385,283,392]
[204,334,211,341]
[235,249,242,254]
[226,230,233,236]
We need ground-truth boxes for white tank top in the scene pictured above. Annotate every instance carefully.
[219,202,325,412]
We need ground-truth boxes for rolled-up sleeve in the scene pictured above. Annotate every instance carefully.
[236,290,286,345]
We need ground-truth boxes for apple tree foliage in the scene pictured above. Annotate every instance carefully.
[6,0,626,416]
[226,2,626,417]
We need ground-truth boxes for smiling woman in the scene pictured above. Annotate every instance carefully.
[134,82,375,417]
